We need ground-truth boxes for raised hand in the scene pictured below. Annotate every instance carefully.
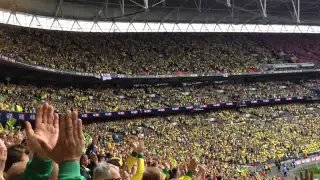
[136,140,144,154]
[120,169,130,180]
[295,169,313,180]
[199,165,206,173]
[49,110,84,164]
[187,158,197,173]
[0,139,7,180]
[163,161,170,170]
[25,103,59,159]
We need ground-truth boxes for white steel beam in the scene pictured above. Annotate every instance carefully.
[151,0,165,7]
[258,0,267,17]
[119,0,124,16]
[291,0,300,23]
[161,8,178,23]
[226,0,231,7]
[144,0,149,10]
[297,0,300,23]
[105,0,108,18]
[129,0,146,9]
[198,0,202,12]
[55,0,63,18]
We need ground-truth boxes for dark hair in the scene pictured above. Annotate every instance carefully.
[169,168,178,178]
[5,144,30,172]
[80,154,88,164]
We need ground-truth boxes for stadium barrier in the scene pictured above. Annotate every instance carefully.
[0,96,309,122]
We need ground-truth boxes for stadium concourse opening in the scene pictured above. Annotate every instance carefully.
[1,0,320,179]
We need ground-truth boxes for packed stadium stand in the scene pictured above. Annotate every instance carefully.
[0,25,279,74]
[0,81,315,113]
[1,0,320,179]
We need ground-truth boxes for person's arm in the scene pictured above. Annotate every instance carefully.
[131,140,145,180]
[18,155,53,180]
[179,159,197,180]
[131,154,145,180]
[58,161,86,180]
[20,104,59,180]
[126,151,138,169]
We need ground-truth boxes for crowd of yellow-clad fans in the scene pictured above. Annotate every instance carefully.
[0,103,317,179]
[0,25,278,75]
[0,80,314,113]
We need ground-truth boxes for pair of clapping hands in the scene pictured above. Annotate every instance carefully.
[0,102,84,176]
[25,103,84,163]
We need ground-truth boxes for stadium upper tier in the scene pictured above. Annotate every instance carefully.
[256,34,320,65]
[0,80,315,113]
[0,25,282,75]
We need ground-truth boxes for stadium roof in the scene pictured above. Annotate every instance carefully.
[2,0,320,33]
[1,0,318,24]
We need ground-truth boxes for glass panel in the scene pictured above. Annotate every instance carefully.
[51,19,62,30]
[91,23,102,32]
[16,13,33,27]
[158,23,167,32]
[191,23,202,32]
[145,23,160,32]
[241,25,250,32]
[71,20,83,32]
[78,21,94,32]
[177,23,189,32]
[172,24,181,32]
[0,11,10,24]
[115,22,130,32]
[2,10,320,34]
[132,23,144,32]
[29,16,42,28]
[58,19,73,31]
[127,23,137,32]
[97,22,113,32]
[37,16,54,30]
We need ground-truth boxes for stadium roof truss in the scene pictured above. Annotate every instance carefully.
[1,0,320,33]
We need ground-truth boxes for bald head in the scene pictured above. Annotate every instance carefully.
[142,167,163,180]
[93,162,121,180]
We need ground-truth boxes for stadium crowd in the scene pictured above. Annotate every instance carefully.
[0,25,279,75]
[0,81,314,113]
[0,103,318,180]
[0,24,319,180]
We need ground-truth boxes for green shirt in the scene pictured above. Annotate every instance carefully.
[19,155,85,180]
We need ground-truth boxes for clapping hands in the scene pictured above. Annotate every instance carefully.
[50,110,84,164]
[25,103,59,159]
[25,103,84,164]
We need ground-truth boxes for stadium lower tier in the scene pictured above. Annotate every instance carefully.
[0,80,316,114]
[79,104,320,179]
